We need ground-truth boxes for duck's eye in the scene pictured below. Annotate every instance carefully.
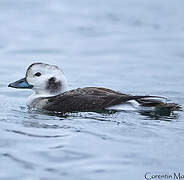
[34,72,41,77]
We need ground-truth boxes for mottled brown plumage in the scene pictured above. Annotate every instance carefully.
[42,87,181,113]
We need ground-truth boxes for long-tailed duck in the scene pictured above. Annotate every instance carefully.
[8,63,181,114]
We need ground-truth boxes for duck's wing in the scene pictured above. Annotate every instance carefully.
[42,87,163,113]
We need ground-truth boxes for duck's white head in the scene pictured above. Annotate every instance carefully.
[8,63,67,97]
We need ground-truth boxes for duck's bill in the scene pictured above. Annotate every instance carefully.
[8,78,33,89]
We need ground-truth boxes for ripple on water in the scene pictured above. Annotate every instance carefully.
[10,48,64,55]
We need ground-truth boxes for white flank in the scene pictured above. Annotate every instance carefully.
[106,100,141,111]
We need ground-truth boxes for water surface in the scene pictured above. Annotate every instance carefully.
[0,0,184,179]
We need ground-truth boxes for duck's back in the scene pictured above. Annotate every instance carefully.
[40,87,180,113]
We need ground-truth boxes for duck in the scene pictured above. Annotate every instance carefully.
[8,62,181,114]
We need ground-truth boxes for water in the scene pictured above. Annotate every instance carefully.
[0,0,184,179]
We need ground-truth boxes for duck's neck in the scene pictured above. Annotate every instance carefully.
[26,89,66,107]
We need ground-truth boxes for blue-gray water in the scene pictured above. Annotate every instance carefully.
[0,0,184,179]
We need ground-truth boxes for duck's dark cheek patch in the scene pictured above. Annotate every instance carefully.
[46,77,62,94]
